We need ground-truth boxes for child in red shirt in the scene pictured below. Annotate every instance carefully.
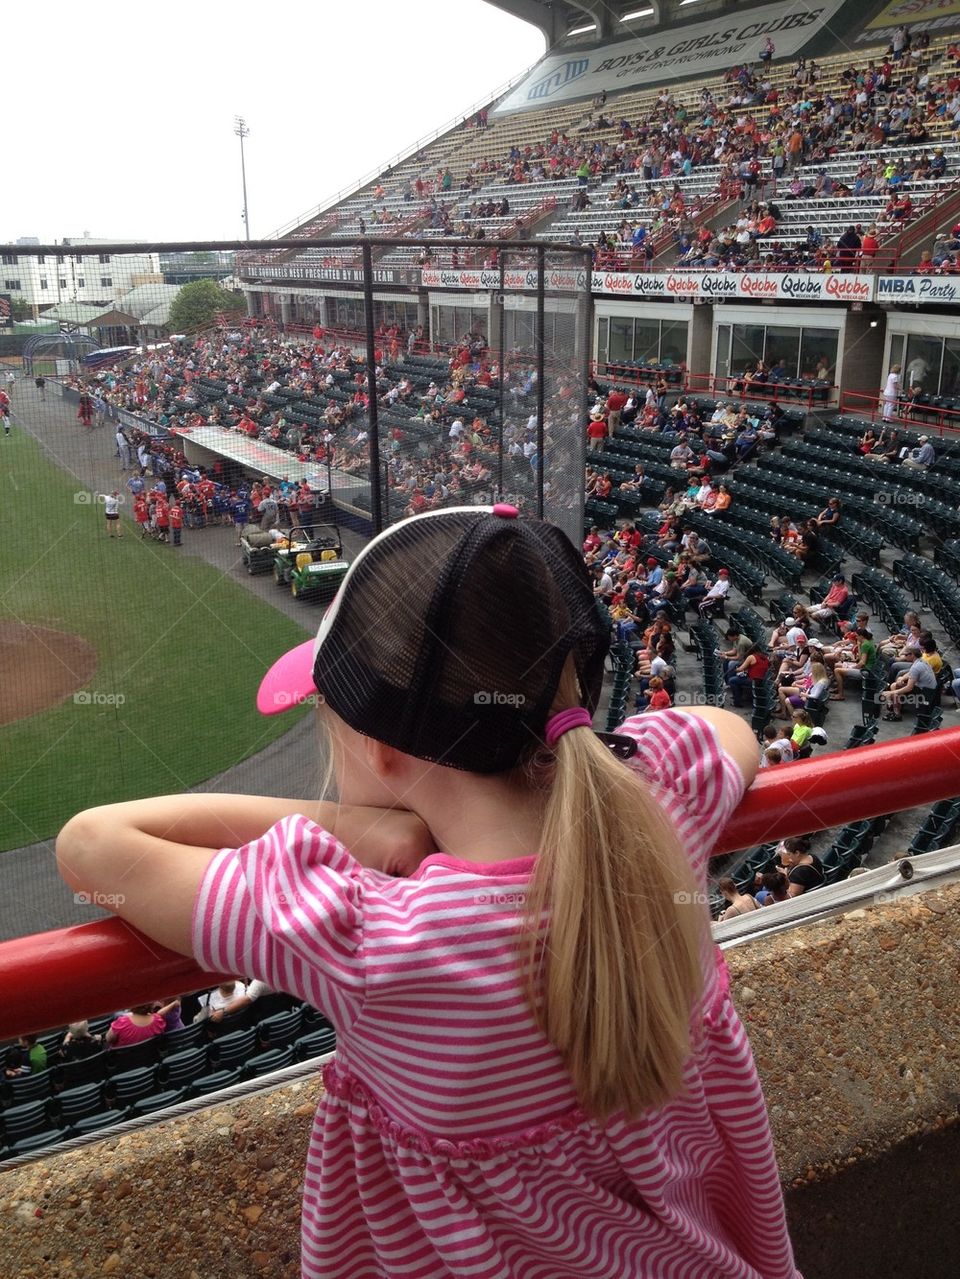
[169,501,183,547]
[133,494,149,538]
[645,677,673,712]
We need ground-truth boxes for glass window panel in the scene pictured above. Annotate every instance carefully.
[660,320,688,367]
[764,325,801,378]
[608,316,633,365]
[596,316,609,366]
[730,324,766,375]
[799,328,838,380]
[714,324,732,381]
[941,338,960,398]
[904,333,942,393]
[634,319,661,365]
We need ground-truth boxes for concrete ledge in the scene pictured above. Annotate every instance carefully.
[3,883,959,1278]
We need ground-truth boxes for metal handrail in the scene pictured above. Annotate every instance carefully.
[3,727,960,1038]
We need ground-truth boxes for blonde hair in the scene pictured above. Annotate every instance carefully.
[810,661,828,683]
[521,662,707,1120]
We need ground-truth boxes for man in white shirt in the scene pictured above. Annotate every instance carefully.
[698,569,730,617]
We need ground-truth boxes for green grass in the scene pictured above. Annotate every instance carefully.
[0,431,312,852]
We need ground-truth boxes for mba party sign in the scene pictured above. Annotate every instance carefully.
[494,0,845,112]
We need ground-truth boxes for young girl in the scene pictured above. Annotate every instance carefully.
[56,506,799,1279]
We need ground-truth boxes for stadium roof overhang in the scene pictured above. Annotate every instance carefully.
[486,0,665,46]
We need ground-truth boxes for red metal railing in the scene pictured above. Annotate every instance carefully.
[597,364,833,410]
[839,388,960,437]
[3,728,960,1039]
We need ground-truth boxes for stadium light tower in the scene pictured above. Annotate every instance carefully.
[234,115,251,241]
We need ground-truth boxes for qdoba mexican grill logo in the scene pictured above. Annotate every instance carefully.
[739,275,780,298]
[823,275,871,300]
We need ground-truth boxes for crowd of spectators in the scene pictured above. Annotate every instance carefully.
[66,323,585,523]
[369,25,958,276]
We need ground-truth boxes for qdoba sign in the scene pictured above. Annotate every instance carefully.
[422,268,875,304]
[495,0,845,111]
[596,272,876,302]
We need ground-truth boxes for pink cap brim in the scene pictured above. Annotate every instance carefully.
[256,640,317,715]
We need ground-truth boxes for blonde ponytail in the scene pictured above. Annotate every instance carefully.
[522,668,708,1121]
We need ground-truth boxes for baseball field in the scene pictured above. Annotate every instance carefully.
[0,428,311,853]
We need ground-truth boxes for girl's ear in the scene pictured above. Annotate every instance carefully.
[363,734,405,780]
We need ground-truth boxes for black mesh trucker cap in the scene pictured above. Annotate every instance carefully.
[256,504,610,773]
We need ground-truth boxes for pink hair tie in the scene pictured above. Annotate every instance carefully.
[544,707,594,749]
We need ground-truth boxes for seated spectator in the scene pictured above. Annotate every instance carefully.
[902,435,935,468]
[194,980,248,1022]
[778,837,825,896]
[755,870,790,906]
[808,575,850,627]
[207,979,273,1025]
[832,627,879,700]
[636,675,672,713]
[60,1021,104,1061]
[880,644,938,720]
[726,643,771,708]
[717,877,760,920]
[761,723,795,764]
[790,709,816,756]
[107,999,179,1047]
[776,659,830,718]
[698,569,731,618]
[3,1046,31,1078]
[17,1034,47,1073]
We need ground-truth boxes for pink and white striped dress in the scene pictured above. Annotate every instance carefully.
[193,710,800,1279]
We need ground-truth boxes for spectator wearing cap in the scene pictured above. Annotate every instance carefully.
[902,436,935,468]
[880,644,938,720]
[638,557,663,594]
[807,575,849,627]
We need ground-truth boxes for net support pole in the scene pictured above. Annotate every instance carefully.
[535,243,545,520]
[577,248,593,534]
[497,253,505,501]
[361,241,383,533]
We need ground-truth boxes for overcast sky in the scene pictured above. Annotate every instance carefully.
[4,1,544,246]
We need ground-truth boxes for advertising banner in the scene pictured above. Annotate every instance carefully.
[876,274,960,303]
[594,271,875,303]
[868,0,960,27]
[422,268,875,304]
[243,263,419,286]
[421,266,587,292]
[494,0,845,112]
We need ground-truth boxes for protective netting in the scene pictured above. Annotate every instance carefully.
[0,240,589,938]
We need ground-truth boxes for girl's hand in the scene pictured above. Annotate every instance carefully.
[333,807,437,877]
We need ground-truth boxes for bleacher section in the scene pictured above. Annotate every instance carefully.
[0,993,335,1159]
[251,31,960,274]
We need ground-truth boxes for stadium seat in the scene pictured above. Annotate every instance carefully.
[2,1071,53,1106]
[104,1040,161,1074]
[126,1089,186,1119]
[53,1052,110,1092]
[107,1066,158,1108]
[187,1069,244,1099]
[256,1008,304,1050]
[55,1083,106,1128]
[208,1028,256,1070]
[159,1023,205,1054]
[0,1101,66,1155]
[244,1046,295,1079]
[160,1047,210,1090]
[294,1030,337,1061]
